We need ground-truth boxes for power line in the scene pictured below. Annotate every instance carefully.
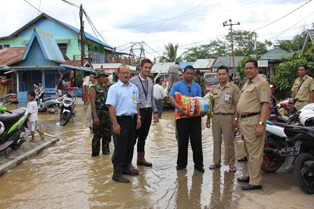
[24,0,42,14]
[254,0,312,31]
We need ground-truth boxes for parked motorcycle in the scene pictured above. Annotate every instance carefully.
[262,103,314,172]
[59,93,77,126]
[34,84,62,114]
[0,103,28,158]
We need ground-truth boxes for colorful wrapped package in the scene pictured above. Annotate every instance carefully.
[175,92,213,119]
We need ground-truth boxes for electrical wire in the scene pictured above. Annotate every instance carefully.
[254,0,312,31]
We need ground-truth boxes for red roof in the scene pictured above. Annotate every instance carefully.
[63,60,87,66]
[0,47,26,65]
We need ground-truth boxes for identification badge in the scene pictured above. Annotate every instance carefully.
[300,85,303,91]
[133,96,137,104]
[145,100,149,107]
[225,93,229,101]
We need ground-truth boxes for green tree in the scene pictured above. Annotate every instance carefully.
[159,43,183,62]
[183,46,211,61]
[279,30,307,52]
[237,55,262,80]
[271,43,314,99]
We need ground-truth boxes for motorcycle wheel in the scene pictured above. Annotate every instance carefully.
[10,143,21,150]
[60,111,71,126]
[293,153,314,194]
[262,140,283,173]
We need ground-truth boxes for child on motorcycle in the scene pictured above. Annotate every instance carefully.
[27,90,44,142]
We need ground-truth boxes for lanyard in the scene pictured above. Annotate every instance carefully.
[138,75,148,100]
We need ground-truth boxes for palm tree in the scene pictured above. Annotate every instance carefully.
[183,47,210,61]
[159,43,183,62]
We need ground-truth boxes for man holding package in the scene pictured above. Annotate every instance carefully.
[169,65,205,172]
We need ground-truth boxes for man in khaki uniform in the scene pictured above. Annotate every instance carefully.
[291,64,314,109]
[206,65,239,172]
[237,59,270,190]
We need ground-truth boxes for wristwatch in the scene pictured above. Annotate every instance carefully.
[137,116,141,119]
[234,117,238,121]
[258,121,264,125]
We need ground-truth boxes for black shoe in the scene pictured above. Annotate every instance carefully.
[91,153,99,157]
[241,184,262,190]
[122,166,139,175]
[195,167,204,173]
[103,146,110,155]
[176,165,186,170]
[237,176,250,183]
[112,174,130,183]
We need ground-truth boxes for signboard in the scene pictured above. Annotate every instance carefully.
[258,60,268,67]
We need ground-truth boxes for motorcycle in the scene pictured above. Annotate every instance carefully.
[59,93,77,126]
[34,84,62,114]
[262,103,314,173]
[285,125,314,194]
[0,103,28,158]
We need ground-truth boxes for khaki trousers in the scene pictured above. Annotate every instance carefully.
[239,114,265,186]
[212,114,235,165]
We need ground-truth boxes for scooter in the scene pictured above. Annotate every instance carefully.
[0,103,28,158]
[262,103,314,173]
[34,84,62,114]
[59,93,77,126]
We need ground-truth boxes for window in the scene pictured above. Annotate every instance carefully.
[58,44,67,54]
[3,44,10,48]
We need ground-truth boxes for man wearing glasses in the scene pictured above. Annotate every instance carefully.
[237,59,270,190]
[169,65,205,172]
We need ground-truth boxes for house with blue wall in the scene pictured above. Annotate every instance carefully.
[0,28,96,104]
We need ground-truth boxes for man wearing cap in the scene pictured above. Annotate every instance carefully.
[106,64,141,183]
[291,64,314,109]
[167,62,182,93]
[237,59,271,190]
[89,69,111,157]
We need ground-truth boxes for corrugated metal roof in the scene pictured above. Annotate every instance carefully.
[22,28,65,63]
[180,62,194,69]
[0,47,26,65]
[260,47,290,61]
[193,59,216,69]
[211,56,244,68]
[151,62,173,73]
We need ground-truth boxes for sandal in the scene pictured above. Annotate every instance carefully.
[229,165,237,172]
[209,164,221,170]
[237,155,247,162]
[29,139,36,142]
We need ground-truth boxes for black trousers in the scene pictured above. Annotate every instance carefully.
[134,108,152,153]
[112,117,135,165]
[176,117,203,169]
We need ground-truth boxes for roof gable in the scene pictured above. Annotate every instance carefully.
[22,28,65,63]
[302,29,314,50]
[0,13,112,49]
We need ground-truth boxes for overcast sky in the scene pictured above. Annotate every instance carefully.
[1,0,314,60]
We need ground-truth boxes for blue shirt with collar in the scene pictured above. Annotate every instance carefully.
[170,80,202,98]
[106,80,139,116]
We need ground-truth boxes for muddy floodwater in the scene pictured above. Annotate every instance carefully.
[0,104,313,208]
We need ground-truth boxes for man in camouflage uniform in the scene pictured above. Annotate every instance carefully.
[89,69,111,157]
[193,70,206,96]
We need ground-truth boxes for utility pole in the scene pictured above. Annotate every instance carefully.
[223,19,240,79]
[79,4,85,67]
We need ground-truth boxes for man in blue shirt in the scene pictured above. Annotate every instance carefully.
[169,65,205,172]
[106,65,141,183]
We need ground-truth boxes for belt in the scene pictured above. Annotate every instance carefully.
[116,115,136,120]
[240,112,260,118]
[214,113,233,115]
[140,107,152,110]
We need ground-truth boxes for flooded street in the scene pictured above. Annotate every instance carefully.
[0,104,313,208]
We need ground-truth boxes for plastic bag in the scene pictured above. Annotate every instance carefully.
[175,92,213,119]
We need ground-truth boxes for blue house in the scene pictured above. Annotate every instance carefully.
[2,28,95,104]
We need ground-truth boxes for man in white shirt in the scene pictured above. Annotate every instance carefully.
[153,77,167,118]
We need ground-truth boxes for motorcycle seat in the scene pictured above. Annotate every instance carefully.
[0,109,26,124]
[42,96,58,102]
[269,114,279,121]
[271,121,288,128]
